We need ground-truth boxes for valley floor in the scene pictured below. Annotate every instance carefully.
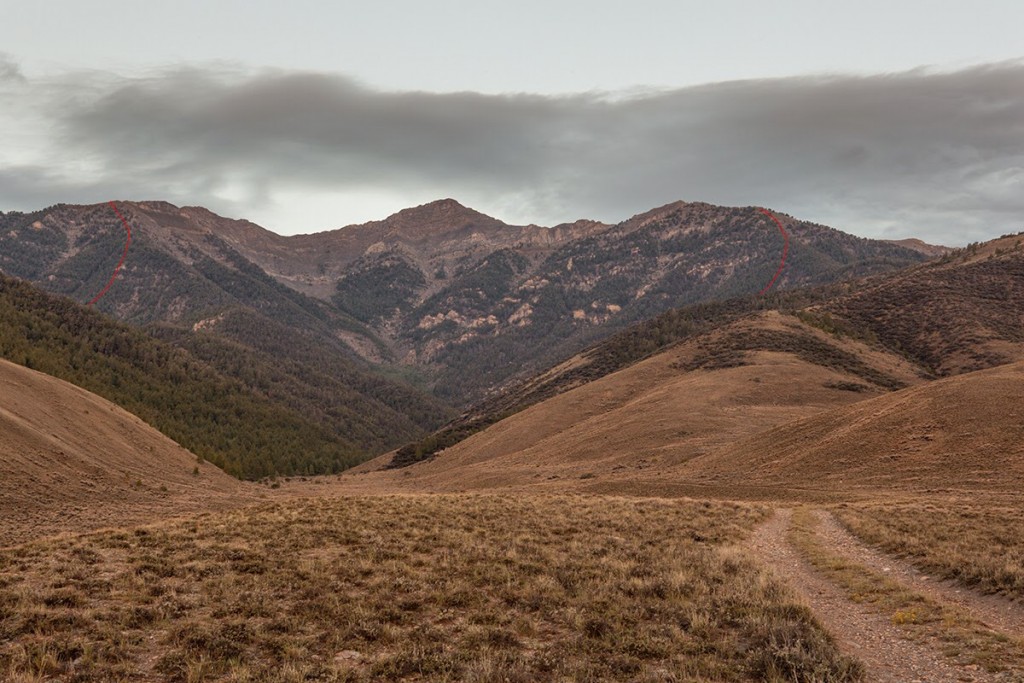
[2,487,1024,682]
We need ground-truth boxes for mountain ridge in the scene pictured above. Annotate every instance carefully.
[1,197,936,408]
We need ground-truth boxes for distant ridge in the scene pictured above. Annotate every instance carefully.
[1,197,932,470]
[883,238,952,258]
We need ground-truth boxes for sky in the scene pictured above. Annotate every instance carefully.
[1,1,1022,245]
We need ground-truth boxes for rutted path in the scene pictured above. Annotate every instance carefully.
[817,509,1024,636]
[747,508,1003,683]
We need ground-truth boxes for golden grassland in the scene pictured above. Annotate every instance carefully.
[1,494,861,682]
[834,502,1024,600]
[788,507,1024,675]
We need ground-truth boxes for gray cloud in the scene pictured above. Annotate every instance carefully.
[0,54,25,82]
[3,62,1024,244]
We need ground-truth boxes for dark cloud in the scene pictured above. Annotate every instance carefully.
[0,54,25,82]
[0,165,193,212]
[4,62,1024,243]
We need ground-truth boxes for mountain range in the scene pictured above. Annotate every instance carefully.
[1,198,932,410]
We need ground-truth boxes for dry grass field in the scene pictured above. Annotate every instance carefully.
[834,502,1024,600]
[0,494,864,682]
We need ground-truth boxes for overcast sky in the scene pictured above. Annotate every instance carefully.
[1,1,1022,245]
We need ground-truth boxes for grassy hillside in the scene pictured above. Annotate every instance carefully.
[389,286,848,467]
[681,360,1024,494]
[0,358,251,546]
[822,234,1024,375]
[0,275,363,479]
[360,311,925,494]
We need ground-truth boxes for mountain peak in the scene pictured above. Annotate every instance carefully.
[391,198,485,220]
[422,197,467,210]
[375,198,509,240]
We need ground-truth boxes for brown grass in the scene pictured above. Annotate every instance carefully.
[341,311,920,498]
[1,494,860,681]
[681,360,1024,496]
[834,502,1024,599]
[0,359,253,547]
[788,507,1024,674]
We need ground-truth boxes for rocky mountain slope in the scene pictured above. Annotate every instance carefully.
[313,199,930,400]
[1,199,931,404]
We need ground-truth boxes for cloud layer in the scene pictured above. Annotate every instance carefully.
[2,60,1023,243]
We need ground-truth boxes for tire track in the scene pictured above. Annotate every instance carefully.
[748,509,1004,682]
[820,509,1024,637]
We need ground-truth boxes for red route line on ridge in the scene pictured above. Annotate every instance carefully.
[757,208,789,295]
[87,201,133,306]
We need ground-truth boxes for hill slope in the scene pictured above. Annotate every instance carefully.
[822,234,1024,375]
[0,358,254,546]
[0,275,369,478]
[679,360,1024,494]
[340,318,1024,501]
[342,311,925,492]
